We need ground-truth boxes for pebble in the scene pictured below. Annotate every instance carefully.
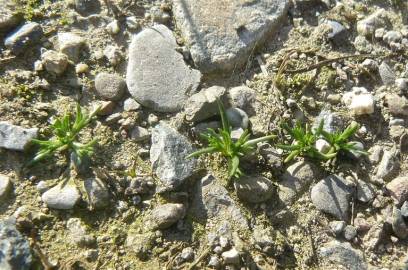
[147,203,186,230]
[208,255,221,269]
[356,8,386,37]
[41,50,69,75]
[379,62,396,85]
[392,207,408,239]
[180,247,194,262]
[123,98,141,111]
[376,149,398,180]
[329,220,346,236]
[383,31,402,45]
[234,175,274,203]
[75,63,89,74]
[184,86,226,122]
[94,72,126,101]
[0,219,32,270]
[353,36,372,53]
[401,201,408,218]
[311,175,354,221]
[0,174,12,202]
[0,122,38,151]
[361,59,378,71]
[84,177,110,210]
[228,85,257,112]
[320,241,367,270]
[326,20,348,46]
[66,218,96,247]
[396,78,408,93]
[226,108,249,129]
[106,20,120,35]
[344,225,357,241]
[130,126,150,142]
[386,176,408,205]
[221,248,240,265]
[385,94,408,116]
[103,45,122,66]
[4,22,43,54]
[41,179,81,210]
[342,87,374,115]
[356,180,375,203]
[58,32,85,62]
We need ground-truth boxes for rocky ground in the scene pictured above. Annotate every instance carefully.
[0,0,408,269]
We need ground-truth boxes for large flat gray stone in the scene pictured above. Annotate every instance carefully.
[173,0,289,73]
[0,122,38,151]
[126,24,201,112]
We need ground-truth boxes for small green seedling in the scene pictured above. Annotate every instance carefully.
[29,104,100,169]
[276,120,335,163]
[187,100,276,179]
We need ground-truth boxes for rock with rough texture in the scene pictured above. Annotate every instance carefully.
[126,24,201,112]
[229,85,257,113]
[0,122,38,151]
[147,203,185,230]
[385,94,408,116]
[74,0,101,16]
[313,110,344,133]
[311,175,354,221]
[0,219,32,270]
[401,201,408,218]
[329,221,346,236]
[392,207,408,239]
[185,86,226,122]
[363,223,386,250]
[343,225,357,241]
[386,176,408,206]
[356,8,386,37]
[150,123,196,191]
[41,50,69,75]
[95,73,126,101]
[58,32,85,62]
[226,107,249,129]
[66,218,96,247]
[125,231,155,260]
[123,98,141,111]
[173,0,289,73]
[0,174,12,202]
[222,248,240,265]
[326,20,348,46]
[234,175,274,203]
[0,1,21,33]
[320,241,367,270]
[130,126,150,142]
[342,87,374,115]
[379,62,396,85]
[278,161,319,204]
[376,149,398,180]
[356,180,375,203]
[41,180,81,210]
[4,22,43,54]
[84,177,110,210]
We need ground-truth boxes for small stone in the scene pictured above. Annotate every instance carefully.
[150,122,196,191]
[4,22,43,54]
[363,223,386,250]
[344,225,357,241]
[228,86,257,112]
[180,247,194,262]
[376,149,398,180]
[219,236,229,249]
[103,45,122,66]
[313,110,344,133]
[368,145,383,164]
[41,50,69,75]
[379,62,396,85]
[353,36,372,53]
[0,122,38,151]
[311,175,354,221]
[226,108,249,129]
[147,203,186,230]
[342,87,374,115]
[75,63,89,74]
[315,138,331,154]
[84,177,110,210]
[126,16,140,30]
[184,86,226,122]
[329,220,346,236]
[361,59,378,71]
[106,20,120,35]
[385,94,408,116]
[383,31,402,45]
[208,256,221,268]
[356,180,375,203]
[130,126,150,142]
[94,72,126,101]
[58,32,85,62]
[126,24,201,112]
[326,20,347,46]
[356,8,386,37]
[123,98,141,111]
[320,241,367,270]
[400,201,408,218]
[74,0,101,16]
[386,176,408,205]
[41,179,81,210]
[125,232,155,260]
[66,218,95,247]
[95,101,115,116]
[375,27,385,39]
[392,207,408,239]
[0,174,12,202]
[396,78,408,93]
[0,219,32,270]
[278,161,319,205]
[221,248,240,265]
[234,175,274,203]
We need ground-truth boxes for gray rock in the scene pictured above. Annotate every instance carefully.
[130,126,150,142]
[57,32,85,62]
[0,122,38,151]
[353,36,372,53]
[356,180,375,203]
[84,177,110,210]
[147,203,185,230]
[41,50,68,75]
[228,85,257,113]
[66,218,95,247]
[363,223,386,250]
[347,141,365,159]
[173,0,289,73]
[401,201,408,218]
[385,94,408,116]
[0,219,32,270]
[326,20,347,46]
[313,110,343,133]
[343,225,357,241]
[226,108,249,129]
[103,45,122,66]
[392,207,408,239]
[95,73,126,101]
[125,231,155,260]
[0,174,12,202]
[180,247,194,262]
[150,122,196,191]
[259,145,283,171]
[311,175,354,221]
[376,149,398,180]
[208,255,221,269]
[123,98,141,111]
[125,177,154,195]
[234,175,274,203]
[386,176,408,206]
[41,180,81,210]
[329,220,346,236]
[0,1,21,33]
[396,78,408,93]
[320,241,367,270]
[74,0,101,16]
[383,30,402,45]
[252,225,275,254]
[278,161,319,204]
[379,62,396,86]
[126,24,201,112]
[185,86,226,122]
[221,248,240,265]
[356,8,386,37]
[4,22,43,54]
